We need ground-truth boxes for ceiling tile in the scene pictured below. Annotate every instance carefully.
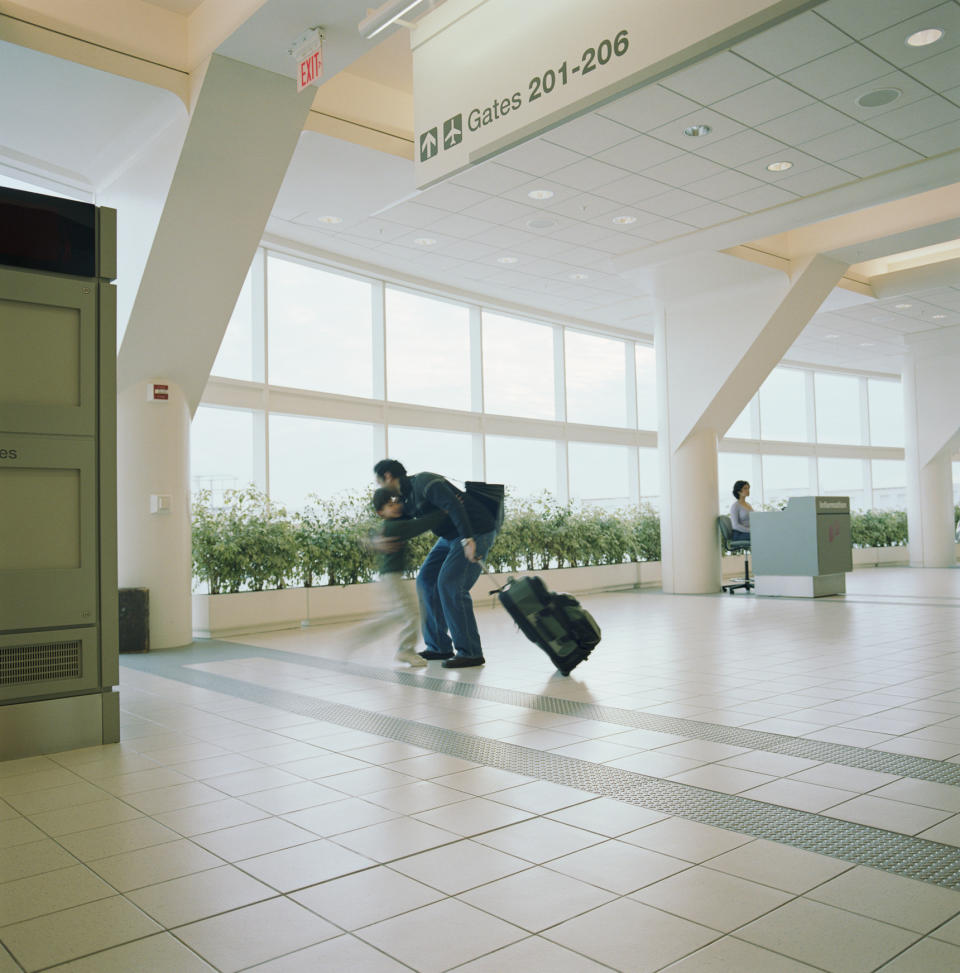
[758,103,856,143]
[866,94,960,138]
[859,3,960,68]
[772,164,855,195]
[945,84,960,107]
[638,217,695,242]
[594,84,699,132]
[816,0,943,40]
[897,121,960,156]
[783,44,894,99]
[711,79,814,126]
[449,161,532,194]
[743,149,824,182]
[684,169,765,199]
[427,213,496,239]
[375,201,445,228]
[694,129,787,166]
[510,235,580,259]
[679,202,746,227]
[343,219,412,242]
[470,225,537,248]
[737,177,795,211]
[442,239,498,260]
[586,233,650,255]
[801,124,890,163]
[550,222,619,246]
[493,138,584,175]
[659,51,772,103]
[594,134,684,172]
[542,112,639,154]
[646,108,745,149]
[595,172,672,203]
[825,71,937,121]
[459,196,537,224]
[732,11,850,72]
[642,153,728,187]
[640,188,706,217]
[418,182,490,212]
[545,192,622,220]
[904,45,960,90]
[549,157,631,191]
[500,179,581,207]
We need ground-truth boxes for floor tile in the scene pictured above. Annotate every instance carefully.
[56,817,179,861]
[738,778,857,812]
[0,768,82,797]
[487,780,594,814]
[126,864,277,927]
[238,781,344,814]
[282,796,399,836]
[364,780,471,815]
[542,897,718,973]
[355,897,526,973]
[737,897,919,972]
[206,767,306,796]
[459,865,616,931]
[120,781,226,815]
[384,753,479,778]
[453,935,613,971]
[827,794,953,834]
[547,797,669,836]
[473,817,605,864]
[174,896,340,972]
[191,816,316,861]
[432,767,534,794]
[236,838,375,892]
[547,839,690,894]
[330,816,459,862]
[291,865,443,929]
[870,777,960,813]
[0,864,115,926]
[40,932,216,971]
[631,864,793,931]
[788,763,899,792]
[620,816,753,862]
[661,935,823,971]
[0,895,161,971]
[706,839,852,893]
[86,837,222,892]
[27,798,143,838]
[669,764,776,793]
[805,865,960,932]
[244,934,409,971]
[388,838,530,894]
[153,797,269,836]
[0,818,45,849]
[414,795,534,835]
[876,937,960,971]
[3,781,108,816]
[0,838,79,882]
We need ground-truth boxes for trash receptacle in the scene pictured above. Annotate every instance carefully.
[119,588,149,653]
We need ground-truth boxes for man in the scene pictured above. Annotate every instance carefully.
[373,459,498,668]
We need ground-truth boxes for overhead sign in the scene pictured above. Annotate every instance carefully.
[291,28,324,93]
[411,0,815,189]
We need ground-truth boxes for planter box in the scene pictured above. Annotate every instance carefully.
[485,562,641,596]
[192,587,308,639]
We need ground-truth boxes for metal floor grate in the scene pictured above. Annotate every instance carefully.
[129,654,960,892]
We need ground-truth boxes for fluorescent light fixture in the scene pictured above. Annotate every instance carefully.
[413,237,436,246]
[497,256,518,264]
[683,124,711,137]
[528,189,554,200]
[906,27,944,47]
[933,314,947,320]
[825,333,839,339]
[359,0,426,39]
[894,303,912,309]
[317,215,342,224]
[612,215,637,225]
[766,161,793,172]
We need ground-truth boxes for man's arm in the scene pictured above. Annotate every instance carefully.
[380,508,447,540]
[419,476,475,540]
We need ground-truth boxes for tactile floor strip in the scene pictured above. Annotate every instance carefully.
[152,642,960,788]
[130,658,960,892]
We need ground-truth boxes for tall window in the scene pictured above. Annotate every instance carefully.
[759,367,808,441]
[726,399,754,438]
[565,331,627,427]
[868,379,903,447]
[635,345,657,430]
[569,442,630,509]
[718,452,755,512]
[386,288,471,410]
[815,373,862,445]
[485,435,558,498]
[267,256,373,396]
[211,266,255,381]
[638,446,659,508]
[191,406,255,503]
[819,457,865,510]
[387,426,474,485]
[269,414,375,511]
[762,455,811,507]
[483,312,555,419]
[872,459,905,511]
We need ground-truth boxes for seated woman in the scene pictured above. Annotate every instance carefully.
[729,480,752,541]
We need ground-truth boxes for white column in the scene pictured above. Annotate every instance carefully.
[117,381,193,648]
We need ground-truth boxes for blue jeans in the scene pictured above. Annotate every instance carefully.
[732,529,750,542]
[416,530,496,659]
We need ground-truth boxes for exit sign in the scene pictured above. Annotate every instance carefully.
[292,29,323,92]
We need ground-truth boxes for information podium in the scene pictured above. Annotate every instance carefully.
[751,496,852,597]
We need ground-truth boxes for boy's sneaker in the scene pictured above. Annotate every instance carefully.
[395,647,427,667]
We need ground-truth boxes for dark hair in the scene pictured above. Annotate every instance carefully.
[374,459,406,480]
[732,480,749,500]
[372,487,398,511]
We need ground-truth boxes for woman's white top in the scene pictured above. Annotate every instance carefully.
[729,500,750,532]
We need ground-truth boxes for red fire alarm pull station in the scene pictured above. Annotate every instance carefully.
[150,383,169,401]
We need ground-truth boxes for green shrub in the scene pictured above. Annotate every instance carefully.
[850,509,908,548]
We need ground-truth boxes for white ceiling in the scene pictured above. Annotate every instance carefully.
[2,0,960,376]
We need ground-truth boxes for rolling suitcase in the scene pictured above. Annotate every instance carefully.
[495,575,600,675]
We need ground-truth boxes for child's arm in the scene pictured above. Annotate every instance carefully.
[380,508,447,540]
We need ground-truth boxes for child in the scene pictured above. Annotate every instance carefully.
[364,487,445,667]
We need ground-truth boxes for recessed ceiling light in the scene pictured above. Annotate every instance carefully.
[683,123,712,137]
[894,303,912,309]
[528,189,554,200]
[317,215,342,224]
[825,333,839,339]
[859,341,875,347]
[906,27,944,47]
[933,313,947,319]
[526,217,556,230]
[570,272,589,280]
[612,215,637,225]
[497,256,518,264]
[856,88,901,108]
[766,161,793,172]
[413,237,436,246]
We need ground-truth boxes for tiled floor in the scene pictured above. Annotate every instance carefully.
[4,567,960,970]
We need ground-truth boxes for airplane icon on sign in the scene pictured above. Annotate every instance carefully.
[443,114,463,149]
[419,128,438,161]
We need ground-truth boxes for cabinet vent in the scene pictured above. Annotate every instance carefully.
[0,641,82,685]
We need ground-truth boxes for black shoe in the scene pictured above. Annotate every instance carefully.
[419,649,454,661]
[442,656,485,668]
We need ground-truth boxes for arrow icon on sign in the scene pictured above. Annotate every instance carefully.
[420,127,438,161]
